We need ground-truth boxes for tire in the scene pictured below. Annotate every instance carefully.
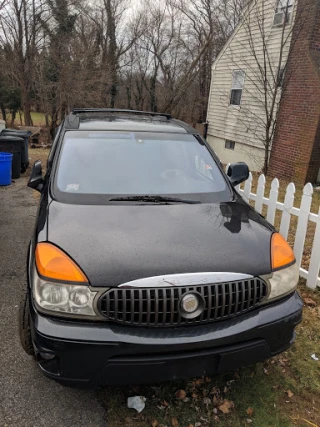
[18,284,35,356]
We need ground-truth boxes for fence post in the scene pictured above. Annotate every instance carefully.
[266,178,279,225]
[279,182,295,240]
[307,206,320,289]
[255,174,265,214]
[243,172,252,203]
[293,183,313,268]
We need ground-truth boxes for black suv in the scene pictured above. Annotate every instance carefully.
[19,109,302,386]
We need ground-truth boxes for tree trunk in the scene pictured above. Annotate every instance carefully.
[126,87,132,109]
[0,104,6,122]
[105,0,118,108]
[263,144,270,176]
[10,110,16,127]
[20,80,32,126]
[50,111,58,139]
[150,71,158,112]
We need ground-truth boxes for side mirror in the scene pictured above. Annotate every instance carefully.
[227,162,249,186]
[28,160,44,192]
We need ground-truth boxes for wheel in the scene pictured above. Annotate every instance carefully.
[18,284,35,356]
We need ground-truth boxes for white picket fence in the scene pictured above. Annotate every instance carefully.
[227,166,320,290]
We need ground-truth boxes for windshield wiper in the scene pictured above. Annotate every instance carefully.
[109,195,201,204]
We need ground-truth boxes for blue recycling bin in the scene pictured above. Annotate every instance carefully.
[0,152,13,186]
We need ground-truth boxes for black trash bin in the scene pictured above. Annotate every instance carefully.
[0,129,31,172]
[0,136,24,179]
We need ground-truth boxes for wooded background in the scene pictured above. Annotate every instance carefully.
[0,0,243,135]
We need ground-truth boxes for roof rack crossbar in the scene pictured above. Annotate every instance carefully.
[72,108,172,120]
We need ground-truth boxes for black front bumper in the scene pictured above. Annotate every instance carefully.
[30,292,303,386]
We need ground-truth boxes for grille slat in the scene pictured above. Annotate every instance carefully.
[98,278,268,327]
[162,289,167,326]
[138,289,143,324]
[146,289,151,326]
[130,290,134,323]
[207,284,212,321]
[221,284,226,318]
[122,289,126,323]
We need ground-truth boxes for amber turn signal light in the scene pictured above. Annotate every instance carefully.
[271,233,295,271]
[35,242,88,282]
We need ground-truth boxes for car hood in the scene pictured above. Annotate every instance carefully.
[46,199,274,287]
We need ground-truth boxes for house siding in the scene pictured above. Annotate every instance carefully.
[206,0,295,171]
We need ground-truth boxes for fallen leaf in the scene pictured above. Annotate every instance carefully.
[287,390,294,398]
[182,397,190,403]
[246,407,254,417]
[213,408,218,414]
[246,419,253,424]
[212,396,219,406]
[263,368,269,375]
[151,420,158,427]
[303,297,317,307]
[218,399,234,414]
[162,400,169,407]
[171,416,179,427]
[195,423,202,427]
[175,389,186,400]
[203,397,211,406]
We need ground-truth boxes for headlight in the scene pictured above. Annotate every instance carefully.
[263,262,299,302]
[33,269,99,317]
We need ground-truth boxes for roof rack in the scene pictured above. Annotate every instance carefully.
[72,108,172,120]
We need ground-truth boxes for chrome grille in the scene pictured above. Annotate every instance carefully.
[98,278,268,327]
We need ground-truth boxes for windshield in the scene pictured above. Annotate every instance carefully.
[54,131,231,204]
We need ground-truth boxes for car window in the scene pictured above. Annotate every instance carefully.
[54,131,231,204]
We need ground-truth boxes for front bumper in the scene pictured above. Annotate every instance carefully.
[30,291,303,386]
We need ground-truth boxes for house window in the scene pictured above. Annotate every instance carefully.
[225,140,235,150]
[230,70,245,106]
[273,0,294,26]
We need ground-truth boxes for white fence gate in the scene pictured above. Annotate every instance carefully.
[227,166,320,290]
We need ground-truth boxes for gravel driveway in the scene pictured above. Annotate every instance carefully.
[0,177,107,426]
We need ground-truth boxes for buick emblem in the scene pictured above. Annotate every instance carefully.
[181,294,199,313]
[180,292,205,319]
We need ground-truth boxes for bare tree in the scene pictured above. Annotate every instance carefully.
[0,0,246,132]
[0,0,43,125]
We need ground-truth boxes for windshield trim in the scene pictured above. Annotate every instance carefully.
[51,130,233,205]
